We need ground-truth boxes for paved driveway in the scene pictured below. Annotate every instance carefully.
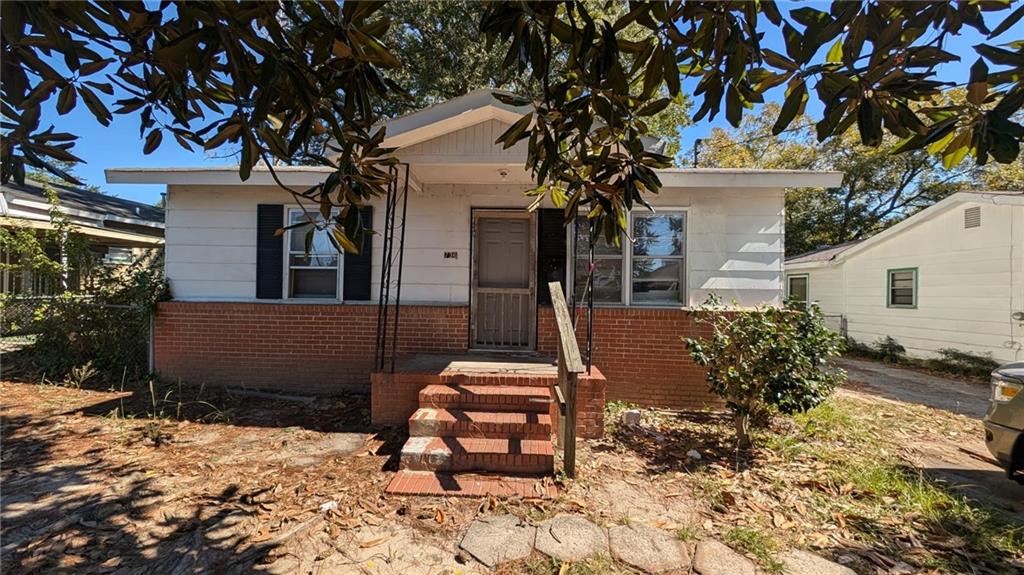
[835,357,990,418]
[836,358,1024,515]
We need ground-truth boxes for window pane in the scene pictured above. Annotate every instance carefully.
[631,259,682,302]
[890,289,914,306]
[574,217,621,256]
[290,268,336,298]
[575,258,622,303]
[889,271,915,306]
[788,277,808,302]
[289,253,338,267]
[289,211,337,254]
[632,214,684,257]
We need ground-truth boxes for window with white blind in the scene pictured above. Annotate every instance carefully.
[285,208,341,299]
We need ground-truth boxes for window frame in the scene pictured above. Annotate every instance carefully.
[786,274,809,304]
[886,267,917,309]
[565,208,688,308]
[282,206,344,301]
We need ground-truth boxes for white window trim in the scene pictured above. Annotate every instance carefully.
[786,274,809,303]
[282,206,344,302]
[566,208,688,308]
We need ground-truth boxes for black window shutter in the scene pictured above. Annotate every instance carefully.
[343,206,374,301]
[537,208,567,305]
[256,204,284,299]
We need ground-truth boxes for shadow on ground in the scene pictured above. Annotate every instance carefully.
[1,410,295,573]
[0,371,411,574]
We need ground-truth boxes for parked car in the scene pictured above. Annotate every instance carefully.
[984,362,1024,483]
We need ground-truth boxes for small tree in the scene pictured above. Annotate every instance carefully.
[683,296,845,448]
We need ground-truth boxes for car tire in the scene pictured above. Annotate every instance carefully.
[1012,436,1024,485]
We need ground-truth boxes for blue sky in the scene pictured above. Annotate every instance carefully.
[38,7,1021,205]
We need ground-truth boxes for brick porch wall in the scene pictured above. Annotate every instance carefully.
[537,306,718,408]
[153,301,716,412]
[153,301,468,394]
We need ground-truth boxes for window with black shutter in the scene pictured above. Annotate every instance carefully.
[256,204,284,299]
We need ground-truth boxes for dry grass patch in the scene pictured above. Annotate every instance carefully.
[585,391,1024,574]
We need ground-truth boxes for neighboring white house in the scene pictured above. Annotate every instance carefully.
[786,191,1024,363]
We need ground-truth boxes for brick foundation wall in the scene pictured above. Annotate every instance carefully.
[537,307,717,408]
[153,302,468,394]
[154,301,715,411]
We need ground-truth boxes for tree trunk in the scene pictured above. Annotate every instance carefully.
[734,413,751,449]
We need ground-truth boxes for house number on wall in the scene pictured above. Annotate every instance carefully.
[444,251,458,259]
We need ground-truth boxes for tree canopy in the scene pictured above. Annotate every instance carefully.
[3,1,1022,250]
[697,98,1018,256]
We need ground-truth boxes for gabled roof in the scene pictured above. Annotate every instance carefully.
[1,179,164,226]
[785,240,862,265]
[786,191,1024,269]
[380,89,531,149]
[377,88,664,152]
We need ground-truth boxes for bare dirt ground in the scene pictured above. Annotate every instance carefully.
[838,357,1024,514]
[3,365,1022,574]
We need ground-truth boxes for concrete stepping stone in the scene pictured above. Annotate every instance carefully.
[693,539,756,575]
[778,549,856,575]
[459,515,536,568]
[608,523,690,574]
[535,515,609,562]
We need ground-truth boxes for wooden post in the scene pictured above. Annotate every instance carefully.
[548,281,583,478]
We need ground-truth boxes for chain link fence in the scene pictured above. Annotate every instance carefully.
[1,295,153,383]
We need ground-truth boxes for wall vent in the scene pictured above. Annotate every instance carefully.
[964,206,981,229]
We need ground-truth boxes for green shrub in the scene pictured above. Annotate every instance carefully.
[683,296,846,448]
[929,348,1000,378]
[29,255,169,383]
[874,336,906,363]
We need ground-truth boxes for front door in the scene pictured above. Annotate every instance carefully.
[472,210,537,350]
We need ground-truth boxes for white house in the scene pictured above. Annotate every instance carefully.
[104,90,843,492]
[786,191,1024,364]
[104,89,842,409]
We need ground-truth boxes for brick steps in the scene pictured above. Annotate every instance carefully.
[388,375,557,497]
[418,384,552,413]
[386,470,557,498]
[409,408,552,439]
[400,436,554,473]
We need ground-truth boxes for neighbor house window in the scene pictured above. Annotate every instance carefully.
[570,210,686,306]
[887,268,917,308]
[787,274,809,304]
[286,208,340,299]
[103,247,134,265]
[573,216,623,303]
[631,212,685,304]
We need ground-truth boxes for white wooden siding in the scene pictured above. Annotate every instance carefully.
[165,183,784,308]
[162,119,785,309]
[400,119,525,161]
[787,201,1024,362]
